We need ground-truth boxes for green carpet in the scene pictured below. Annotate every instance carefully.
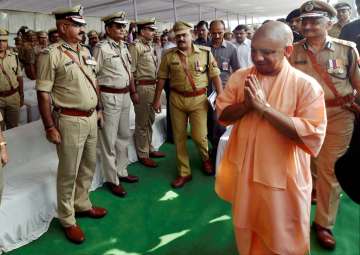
[7,141,360,255]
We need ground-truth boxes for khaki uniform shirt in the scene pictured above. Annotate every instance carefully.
[0,50,22,92]
[328,23,344,38]
[36,40,98,110]
[157,44,220,92]
[93,37,131,88]
[128,36,157,81]
[289,37,360,102]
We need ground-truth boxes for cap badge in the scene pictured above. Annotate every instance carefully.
[304,3,314,12]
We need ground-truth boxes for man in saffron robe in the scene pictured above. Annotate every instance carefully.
[215,21,327,254]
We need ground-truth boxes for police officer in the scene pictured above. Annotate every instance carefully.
[153,21,222,188]
[128,18,165,168]
[87,30,99,55]
[19,29,39,80]
[328,2,352,38]
[285,9,305,42]
[37,31,49,49]
[36,5,107,244]
[0,112,9,206]
[93,12,139,198]
[289,0,360,250]
[0,28,23,130]
[339,0,360,53]
[48,28,60,45]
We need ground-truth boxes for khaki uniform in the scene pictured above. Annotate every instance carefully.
[93,37,132,185]
[36,40,98,227]
[328,23,343,38]
[158,45,220,176]
[0,112,3,205]
[129,36,157,158]
[289,37,360,229]
[0,50,22,130]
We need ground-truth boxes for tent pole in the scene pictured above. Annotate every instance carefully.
[245,15,247,25]
[214,8,217,19]
[173,0,177,22]
[133,0,138,21]
[237,13,240,25]
[198,5,201,21]
[68,0,72,7]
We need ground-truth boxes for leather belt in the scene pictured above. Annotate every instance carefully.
[137,80,157,85]
[54,107,95,117]
[0,87,18,97]
[100,86,129,94]
[171,87,207,97]
[326,94,354,107]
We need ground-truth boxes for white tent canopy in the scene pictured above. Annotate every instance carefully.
[0,0,354,43]
[0,0,309,24]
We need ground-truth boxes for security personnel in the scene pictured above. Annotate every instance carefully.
[0,112,9,206]
[87,30,99,55]
[36,5,107,244]
[0,28,23,130]
[94,12,139,198]
[328,2,352,38]
[37,31,49,49]
[48,28,60,44]
[153,21,223,188]
[19,30,39,80]
[285,8,304,42]
[129,18,165,168]
[289,0,360,250]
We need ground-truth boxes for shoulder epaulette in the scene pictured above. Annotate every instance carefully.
[95,40,107,48]
[40,43,60,54]
[198,45,211,51]
[331,37,357,49]
[163,47,177,56]
[9,50,18,56]
[293,38,306,47]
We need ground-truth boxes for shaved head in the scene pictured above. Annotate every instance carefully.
[253,21,293,48]
[251,21,294,75]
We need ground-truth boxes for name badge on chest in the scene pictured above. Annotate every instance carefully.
[83,56,97,66]
[222,61,229,71]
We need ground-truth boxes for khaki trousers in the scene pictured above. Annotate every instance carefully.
[0,93,20,130]
[55,112,97,227]
[313,109,354,229]
[134,85,155,158]
[170,92,209,176]
[99,92,131,185]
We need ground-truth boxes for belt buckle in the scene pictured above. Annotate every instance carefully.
[87,108,94,117]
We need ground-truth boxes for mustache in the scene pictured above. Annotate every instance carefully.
[79,31,85,36]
